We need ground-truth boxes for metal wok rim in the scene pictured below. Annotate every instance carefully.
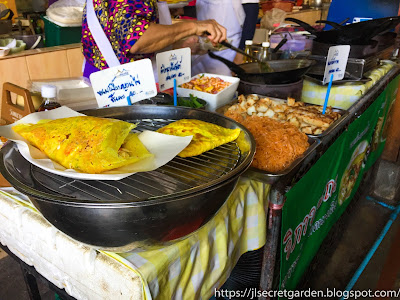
[0,105,256,206]
[7,167,243,208]
[239,59,315,76]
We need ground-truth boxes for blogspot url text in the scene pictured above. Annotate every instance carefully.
[214,287,400,299]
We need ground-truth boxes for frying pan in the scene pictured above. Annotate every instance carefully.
[311,40,379,58]
[286,16,400,45]
[316,20,343,30]
[208,51,314,84]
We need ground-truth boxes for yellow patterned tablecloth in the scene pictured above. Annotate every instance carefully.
[302,61,395,109]
[0,177,270,300]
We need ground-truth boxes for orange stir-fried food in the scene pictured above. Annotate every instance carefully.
[226,113,309,173]
[180,76,231,94]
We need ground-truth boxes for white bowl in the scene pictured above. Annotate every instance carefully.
[177,73,240,111]
[0,47,10,57]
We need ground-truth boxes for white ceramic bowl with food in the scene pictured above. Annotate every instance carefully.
[177,73,240,111]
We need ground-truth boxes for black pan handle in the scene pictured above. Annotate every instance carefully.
[338,18,349,25]
[207,51,246,76]
[272,38,287,53]
[285,17,318,34]
[316,20,343,30]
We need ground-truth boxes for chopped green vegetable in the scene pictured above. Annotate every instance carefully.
[177,94,205,108]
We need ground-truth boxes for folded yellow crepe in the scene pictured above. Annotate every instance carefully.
[12,116,153,174]
[157,119,241,157]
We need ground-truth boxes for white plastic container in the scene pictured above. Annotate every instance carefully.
[28,77,98,111]
[270,34,313,52]
[176,73,240,111]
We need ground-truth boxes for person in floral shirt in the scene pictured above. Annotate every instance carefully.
[82,0,226,78]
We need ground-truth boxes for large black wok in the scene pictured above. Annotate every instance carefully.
[0,105,255,251]
[208,51,314,84]
[286,16,400,45]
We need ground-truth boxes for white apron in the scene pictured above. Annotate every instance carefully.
[192,0,245,76]
[85,0,171,80]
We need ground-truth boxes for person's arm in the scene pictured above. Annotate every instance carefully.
[130,19,226,54]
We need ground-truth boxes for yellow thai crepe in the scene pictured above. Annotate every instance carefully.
[12,116,153,174]
[157,119,241,157]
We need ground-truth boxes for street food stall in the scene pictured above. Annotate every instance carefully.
[1,3,400,300]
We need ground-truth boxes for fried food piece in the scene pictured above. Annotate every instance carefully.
[13,116,153,173]
[226,94,342,135]
[157,119,241,157]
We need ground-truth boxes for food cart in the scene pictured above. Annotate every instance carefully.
[1,11,400,300]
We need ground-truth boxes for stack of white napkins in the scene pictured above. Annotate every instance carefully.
[46,0,85,27]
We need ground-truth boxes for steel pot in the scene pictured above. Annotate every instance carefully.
[208,51,314,84]
[238,79,304,100]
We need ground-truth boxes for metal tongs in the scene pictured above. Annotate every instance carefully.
[204,31,273,71]
[218,40,273,71]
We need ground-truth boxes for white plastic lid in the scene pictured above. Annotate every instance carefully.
[245,40,253,46]
[41,84,57,98]
[262,42,270,47]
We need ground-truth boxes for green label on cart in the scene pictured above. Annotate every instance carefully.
[280,134,345,291]
[280,90,387,292]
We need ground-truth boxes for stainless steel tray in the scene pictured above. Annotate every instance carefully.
[217,94,348,139]
[308,109,350,139]
[303,46,395,81]
[244,137,320,185]
[304,74,372,85]
[306,55,369,80]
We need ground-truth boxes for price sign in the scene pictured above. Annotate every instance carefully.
[90,59,157,107]
[323,45,351,85]
[156,48,191,91]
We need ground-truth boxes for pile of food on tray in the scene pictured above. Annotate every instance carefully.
[221,94,328,173]
[180,75,232,94]
[229,115,309,173]
[224,94,341,135]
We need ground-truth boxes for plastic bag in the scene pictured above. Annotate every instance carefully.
[46,0,85,26]
[260,8,287,30]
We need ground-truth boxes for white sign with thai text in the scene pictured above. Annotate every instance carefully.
[323,45,350,84]
[156,48,191,91]
[90,59,157,107]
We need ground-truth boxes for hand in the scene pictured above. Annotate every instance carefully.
[233,53,244,65]
[174,35,207,55]
[193,19,227,46]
